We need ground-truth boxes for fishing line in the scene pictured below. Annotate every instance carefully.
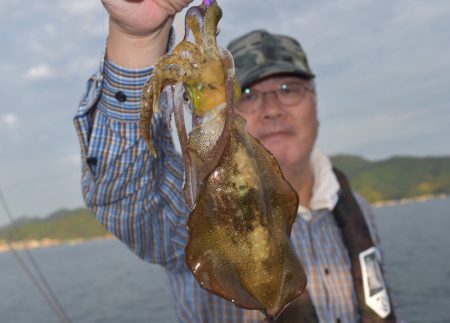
[0,187,72,323]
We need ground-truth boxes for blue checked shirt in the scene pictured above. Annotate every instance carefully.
[74,57,387,323]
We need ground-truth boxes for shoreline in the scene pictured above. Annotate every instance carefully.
[1,194,448,253]
[0,235,113,254]
[371,193,449,208]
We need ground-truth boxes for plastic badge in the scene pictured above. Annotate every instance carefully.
[359,247,391,318]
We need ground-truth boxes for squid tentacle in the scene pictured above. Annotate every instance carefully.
[203,1,222,48]
[140,65,183,157]
[140,42,203,157]
[184,6,205,45]
[172,83,198,208]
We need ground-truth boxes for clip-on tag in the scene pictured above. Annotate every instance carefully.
[359,247,391,318]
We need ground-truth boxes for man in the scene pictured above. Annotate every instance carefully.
[74,0,397,322]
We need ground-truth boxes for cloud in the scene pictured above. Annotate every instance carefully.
[61,0,102,15]
[390,0,450,27]
[24,64,53,80]
[0,0,14,17]
[38,134,49,142]
[62,153,83,166]
[1,113,18,128]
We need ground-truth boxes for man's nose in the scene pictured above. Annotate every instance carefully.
[260,92,283,119]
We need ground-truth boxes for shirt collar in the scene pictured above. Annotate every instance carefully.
[298,147,340,216]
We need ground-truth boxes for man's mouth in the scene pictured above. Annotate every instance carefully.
[258,130,292,141]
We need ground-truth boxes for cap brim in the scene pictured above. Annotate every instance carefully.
[238,62,315,89]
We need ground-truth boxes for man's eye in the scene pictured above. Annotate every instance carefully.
[242,89,257,101]
[279,83,291,93]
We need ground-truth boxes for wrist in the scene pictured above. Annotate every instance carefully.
[106,18,173,68]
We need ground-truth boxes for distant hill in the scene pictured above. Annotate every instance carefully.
[0,208,108,243]
[330,155,450,203]
[1,155,449,245]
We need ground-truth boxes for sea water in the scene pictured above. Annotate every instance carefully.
[1,198,449,323]
[375,197,450,323]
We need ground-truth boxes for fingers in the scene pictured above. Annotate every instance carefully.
[153,0,194,15]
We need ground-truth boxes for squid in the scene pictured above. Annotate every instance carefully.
[139,0,306,320]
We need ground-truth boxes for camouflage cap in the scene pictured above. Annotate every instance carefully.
[227,29,315,89]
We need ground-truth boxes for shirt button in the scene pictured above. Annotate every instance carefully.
[115,91,127,102]
[86,157,97,166]
[300,211,312,221]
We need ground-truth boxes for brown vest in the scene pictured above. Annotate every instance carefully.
[274,168,397,323]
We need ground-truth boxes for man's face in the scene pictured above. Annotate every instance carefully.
[236,75,318,171]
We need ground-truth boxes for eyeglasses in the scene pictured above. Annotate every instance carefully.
[236,81,315,114]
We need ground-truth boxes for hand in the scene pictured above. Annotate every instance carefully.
[101,0,192,37]
[101,0,193,67]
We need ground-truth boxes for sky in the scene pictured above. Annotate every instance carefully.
[0,0,449,224]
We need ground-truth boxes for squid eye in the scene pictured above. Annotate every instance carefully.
[183,87,194,113]
[183,90,190,103]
